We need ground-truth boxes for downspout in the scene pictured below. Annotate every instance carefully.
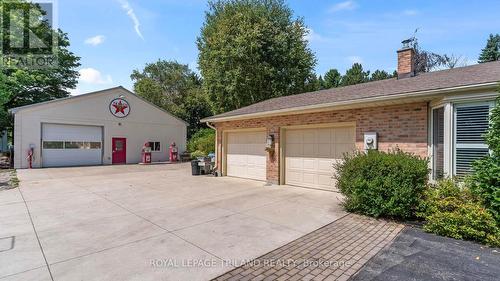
[206,122,219,175]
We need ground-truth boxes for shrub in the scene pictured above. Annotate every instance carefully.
[190,150,207,159]
[469,96,500,224]
[334,149,429,220]
[187,128,215,154]
[419,179,500,247]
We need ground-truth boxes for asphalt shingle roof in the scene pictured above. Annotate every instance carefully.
[206,60,500,120]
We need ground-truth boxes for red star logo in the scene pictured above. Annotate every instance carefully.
[112,100,128,115]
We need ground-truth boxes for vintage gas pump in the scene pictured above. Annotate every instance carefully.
[26,144,35,169]
[141,142,152,164]
[169,142,178,162]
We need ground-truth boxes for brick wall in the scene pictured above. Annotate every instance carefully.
[397,48,415,77]
[215,102,428,184]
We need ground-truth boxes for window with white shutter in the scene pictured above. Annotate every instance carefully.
[454,103,492,177]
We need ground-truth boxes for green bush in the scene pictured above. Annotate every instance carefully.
[187,128,215,154]
[469,96,500,224]
[190,150,207,159]
[419,179,500,246]
[334,149,429,220]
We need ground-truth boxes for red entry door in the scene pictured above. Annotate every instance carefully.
[112,138,126,164]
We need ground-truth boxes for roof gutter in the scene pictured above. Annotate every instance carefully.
[201,82,499,123]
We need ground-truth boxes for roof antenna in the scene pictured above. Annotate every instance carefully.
[401,28,419,49]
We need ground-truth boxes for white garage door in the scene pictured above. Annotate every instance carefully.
[226,130,266,181]
[42,124,103,167]
[285,126,356,191]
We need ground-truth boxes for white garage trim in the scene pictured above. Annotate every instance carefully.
[222,128,267,181]
[41,123,104,168]
[280,122,356,191]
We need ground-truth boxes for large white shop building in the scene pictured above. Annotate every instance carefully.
[10,86,187,168]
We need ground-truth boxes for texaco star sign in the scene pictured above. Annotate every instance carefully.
[109,98,130,118]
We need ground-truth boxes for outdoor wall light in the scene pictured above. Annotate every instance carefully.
[265,134,275,155]
[266,134,274,148]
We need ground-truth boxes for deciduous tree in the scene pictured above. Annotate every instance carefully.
[197,0,316,113]
[0,0,80,133]
[131,60,213,137]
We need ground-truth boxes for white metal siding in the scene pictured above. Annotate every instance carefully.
[42,124,102,167]
[285,126,355,191]
[226,131,266,181]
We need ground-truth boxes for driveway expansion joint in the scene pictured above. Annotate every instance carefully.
[16,187,55,281]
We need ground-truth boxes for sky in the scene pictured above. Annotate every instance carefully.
[56,0,500,95]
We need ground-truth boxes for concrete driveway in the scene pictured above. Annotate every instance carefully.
[0,163,346,281]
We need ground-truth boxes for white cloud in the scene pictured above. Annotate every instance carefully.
[402,9,418,16]
[329,1,358,13]
[84,35,105,46]
[79,68,113,84]
[118,0,143,39]
[304,28,323,42]
[346,56,363,64]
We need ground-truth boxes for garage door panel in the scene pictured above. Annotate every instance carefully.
[42,124,102,168]
[226,131,266,181]
[42,124,102,142]
[334,127,355,143]
[318,174,334,187]
[318,159,333,172]
[43,150,102,167]
[302,159,316,170]
[303,144,317,156]
[286,130,302,144]
[286,144,302,157]
[302,173,315,184]
[317,128,331,143]
[335,143,356,158]
[318,143,331,156]
[285,126,355,191]
[303,130,316,143]
[287,157,303,169]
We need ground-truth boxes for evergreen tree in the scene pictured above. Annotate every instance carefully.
[370,70,393,81]
[478,34,500,63]
[318,75,325,90]
[323,69,342,89]
[340,63,369,87]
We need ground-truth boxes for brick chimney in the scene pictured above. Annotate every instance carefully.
[397,43,416,79]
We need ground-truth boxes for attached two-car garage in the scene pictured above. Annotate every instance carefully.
[222,124,356,191]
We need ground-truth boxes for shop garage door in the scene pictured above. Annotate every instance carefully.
[226,130,266,181]
[285,126,356,191]
[42,124,103,167]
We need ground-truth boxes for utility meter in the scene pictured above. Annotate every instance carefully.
[364,132,378,150]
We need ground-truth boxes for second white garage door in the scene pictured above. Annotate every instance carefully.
[285,126,356,191]
[42,123,103,167]
[226,130,266,181]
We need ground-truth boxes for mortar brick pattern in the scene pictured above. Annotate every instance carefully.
[212,214,404,281]
[215,102,428,184]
